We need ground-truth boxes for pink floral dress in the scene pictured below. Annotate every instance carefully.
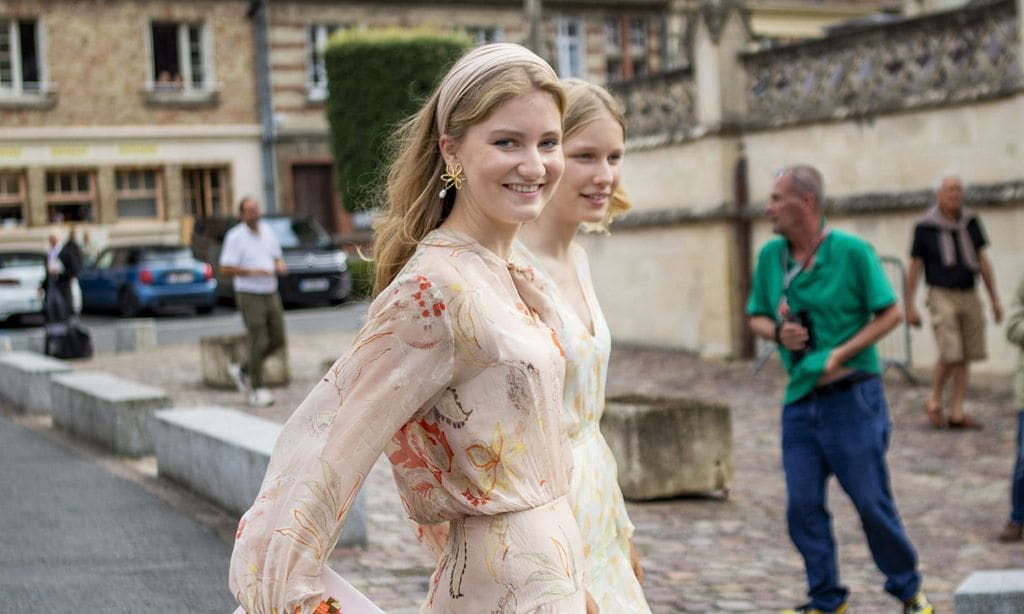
[229,229,585,614]
[514,241,651,613]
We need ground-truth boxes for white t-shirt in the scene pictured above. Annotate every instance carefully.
[220,221,283,295]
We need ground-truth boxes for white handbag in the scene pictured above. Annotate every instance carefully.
[232,566,385,614]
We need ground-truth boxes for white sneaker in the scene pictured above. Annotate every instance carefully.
[247,388,274,407]
[227,362,248,393]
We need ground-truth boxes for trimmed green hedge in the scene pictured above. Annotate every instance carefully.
[325,29,470,213]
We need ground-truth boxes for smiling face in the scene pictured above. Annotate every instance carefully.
[440,89,564,232]
[548,111,624,226]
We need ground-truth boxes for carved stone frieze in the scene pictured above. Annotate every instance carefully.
[607,180,1024,230]
[742,0,1021,129]
[608,67,698,145]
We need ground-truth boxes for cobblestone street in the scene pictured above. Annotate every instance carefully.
[81,329,1024,613]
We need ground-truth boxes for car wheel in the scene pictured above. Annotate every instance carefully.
[117,288,142,318]
[196,304,214,315]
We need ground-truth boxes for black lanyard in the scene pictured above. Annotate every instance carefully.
[781,225,831,292]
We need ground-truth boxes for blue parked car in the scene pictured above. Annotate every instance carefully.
[79,245,217,317]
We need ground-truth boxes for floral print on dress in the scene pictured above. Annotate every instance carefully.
[229,229,583,614]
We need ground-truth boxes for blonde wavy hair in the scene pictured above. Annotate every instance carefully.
[372,44,565,296]
[561,78,631,232]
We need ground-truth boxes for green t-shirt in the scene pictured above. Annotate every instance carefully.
[747,228,896,404]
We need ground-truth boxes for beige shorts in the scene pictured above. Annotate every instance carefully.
[926,286,987,363]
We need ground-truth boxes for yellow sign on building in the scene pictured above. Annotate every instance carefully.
[51,145,89,157]
[117,143,159,156]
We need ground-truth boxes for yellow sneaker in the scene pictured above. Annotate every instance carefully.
[903,591,933,614]
[782,603,848,614]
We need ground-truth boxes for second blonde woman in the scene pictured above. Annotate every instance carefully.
[516,79,651,613]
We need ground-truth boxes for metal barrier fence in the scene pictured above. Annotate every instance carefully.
[879,256,917,383]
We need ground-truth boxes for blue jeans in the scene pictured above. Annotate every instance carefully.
[782,376,921,610]
[1010,409,1024,524]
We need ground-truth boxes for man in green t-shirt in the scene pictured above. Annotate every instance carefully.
[747,165,931,614]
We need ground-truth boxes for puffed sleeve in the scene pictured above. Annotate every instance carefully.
[229,273,454,614]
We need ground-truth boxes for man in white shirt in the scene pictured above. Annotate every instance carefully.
[219,196,287,406]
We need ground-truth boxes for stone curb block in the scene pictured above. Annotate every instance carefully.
[152,407,367,547]
[955,570,1024,614]
[50,370,169,456]
[602,395,734,500]
[0,351,72,415]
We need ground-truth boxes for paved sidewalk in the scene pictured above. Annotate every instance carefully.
[78,334,1024,613]
[0,412,235,613]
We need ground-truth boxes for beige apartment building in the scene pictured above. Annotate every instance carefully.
[0,0,262,249]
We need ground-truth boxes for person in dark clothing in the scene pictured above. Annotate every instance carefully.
[45,231,71,320]
[59,227,84,314]
[42,228,92,359]
[44,228,84,318]
[905,176,1002,429]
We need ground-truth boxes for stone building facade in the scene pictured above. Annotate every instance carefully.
[0,0,892,248]
[591,0,1024,373]
[0,0,262,250]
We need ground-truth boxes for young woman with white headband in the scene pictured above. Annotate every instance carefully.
[229,43,596,614]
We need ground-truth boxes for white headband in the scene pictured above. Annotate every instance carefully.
[435,43,557,135]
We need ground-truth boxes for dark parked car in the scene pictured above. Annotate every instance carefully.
[191,215,352,306]
[78,245,217,317]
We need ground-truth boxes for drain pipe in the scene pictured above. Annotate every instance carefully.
[249,0,278,213]
[734,145,754,359]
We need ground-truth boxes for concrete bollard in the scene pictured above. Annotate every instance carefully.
[199,334,289,389]
[115,318,158,352]
[601,395,733,500]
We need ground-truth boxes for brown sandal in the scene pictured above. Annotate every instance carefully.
[924,401,946,429]
[948,415,983,430]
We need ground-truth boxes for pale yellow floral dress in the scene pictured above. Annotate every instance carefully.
[229,229,586,614]
[515,241,652,613]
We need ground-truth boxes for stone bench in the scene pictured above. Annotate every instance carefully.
[50,371,170,456]
[601,395,733,501]
[200,334,289,389]
[152,407,367,547]
[955,570,1024,613]
[0,351,73,415]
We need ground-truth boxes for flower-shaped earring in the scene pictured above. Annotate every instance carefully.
[438,161,465,199]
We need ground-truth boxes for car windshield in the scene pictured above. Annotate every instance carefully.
[139,247,195,266]
[0,252,44,268]
[264,217,331,249]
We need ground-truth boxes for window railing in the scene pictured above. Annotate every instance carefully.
[142,81,221,107]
